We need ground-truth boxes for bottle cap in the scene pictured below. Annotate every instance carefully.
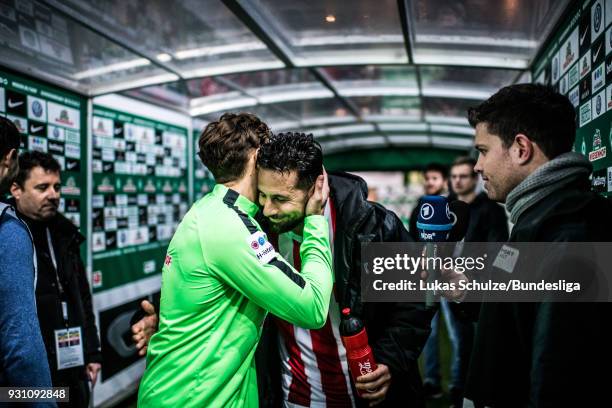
[342,308,351,316]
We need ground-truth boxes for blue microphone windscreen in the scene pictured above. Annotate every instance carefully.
[416,195,452,242]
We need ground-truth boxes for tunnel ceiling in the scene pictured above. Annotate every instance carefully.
[0,0,570,155]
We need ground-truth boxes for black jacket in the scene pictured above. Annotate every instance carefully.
[465,176,612,408]
[451,192,509,321]
[257,172,434,407]
[464,192,508,243]
[10,200,102,373]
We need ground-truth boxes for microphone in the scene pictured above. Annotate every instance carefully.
[416,196,470,305]
[416,195,454,242]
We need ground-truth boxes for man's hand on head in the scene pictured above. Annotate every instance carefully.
[305,169,329,216]
[131,300,158,356]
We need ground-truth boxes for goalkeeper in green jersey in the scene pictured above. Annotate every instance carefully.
[137,113,333,408]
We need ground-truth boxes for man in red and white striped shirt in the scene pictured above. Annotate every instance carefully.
[132,132,433,407]
[256,133,433,408]
[269,198,356,407]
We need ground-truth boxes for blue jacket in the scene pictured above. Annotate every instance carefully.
[0,206,55,407]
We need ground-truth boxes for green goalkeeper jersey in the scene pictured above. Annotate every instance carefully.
[137,184,333,407]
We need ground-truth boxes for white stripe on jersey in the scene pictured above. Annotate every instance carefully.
[296,317,326,406]
[277,200,355,407]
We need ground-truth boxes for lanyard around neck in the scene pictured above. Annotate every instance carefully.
[46,227,69,324]
[45,227,64,295]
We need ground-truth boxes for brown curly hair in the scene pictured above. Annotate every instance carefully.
[197,113,271,183]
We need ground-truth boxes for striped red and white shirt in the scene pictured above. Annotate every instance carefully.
[273,200,356,408]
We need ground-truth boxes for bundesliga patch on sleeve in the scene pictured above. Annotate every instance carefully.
[247,231,276,264]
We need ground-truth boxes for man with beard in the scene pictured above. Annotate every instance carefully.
[408,163,450,240]
[133,132,432,407]
[9,151,101,407]
[137,114,333,408]
[408,163,461,403]
[0,117,54,397]
[256,133,432,408]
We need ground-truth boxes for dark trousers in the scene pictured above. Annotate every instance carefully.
[52,367,90,408]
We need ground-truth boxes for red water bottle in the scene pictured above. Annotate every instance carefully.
[340,308,377,396]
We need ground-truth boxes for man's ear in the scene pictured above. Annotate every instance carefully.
[512,133,534,165]
[10,182,22,200]
[1,148,16,168]
[246,149,258,174]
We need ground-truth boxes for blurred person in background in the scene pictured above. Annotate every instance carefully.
[449,156,508,244]
[9,151,101,407]
[409,163,460,402]
[444,156,509,407]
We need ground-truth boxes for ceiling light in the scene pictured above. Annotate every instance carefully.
[425,115,469,126]
[430,125,474,136]
[431,136,474,149]
[422,87,493,100]
[190,96,257,117]
[379,123,428,132]
[338,86,419,97]
[256,89,333,104]
[90,73,179,96]
[327,124,376,136]
[73,58,151,80]
[175,42,266,60]
[156,53,172,62]
[182,60,284,78]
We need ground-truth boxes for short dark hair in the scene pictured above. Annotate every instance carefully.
[14,151,61,187]
[198,113,271,183]
[468,83,576,159]
[424,163,448,179]
[0,117,20,159]
[452,156,477,173]
[257,132,323,190]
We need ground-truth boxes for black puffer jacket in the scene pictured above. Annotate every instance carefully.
[465,176,612,408]
[257,172,434,408]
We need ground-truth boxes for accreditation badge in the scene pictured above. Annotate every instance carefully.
[54,326,85,370]
[492,245,520,274]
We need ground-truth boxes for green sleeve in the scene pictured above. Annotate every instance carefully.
[205,214,333,329]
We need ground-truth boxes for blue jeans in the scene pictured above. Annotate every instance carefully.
[423,299,473,390]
